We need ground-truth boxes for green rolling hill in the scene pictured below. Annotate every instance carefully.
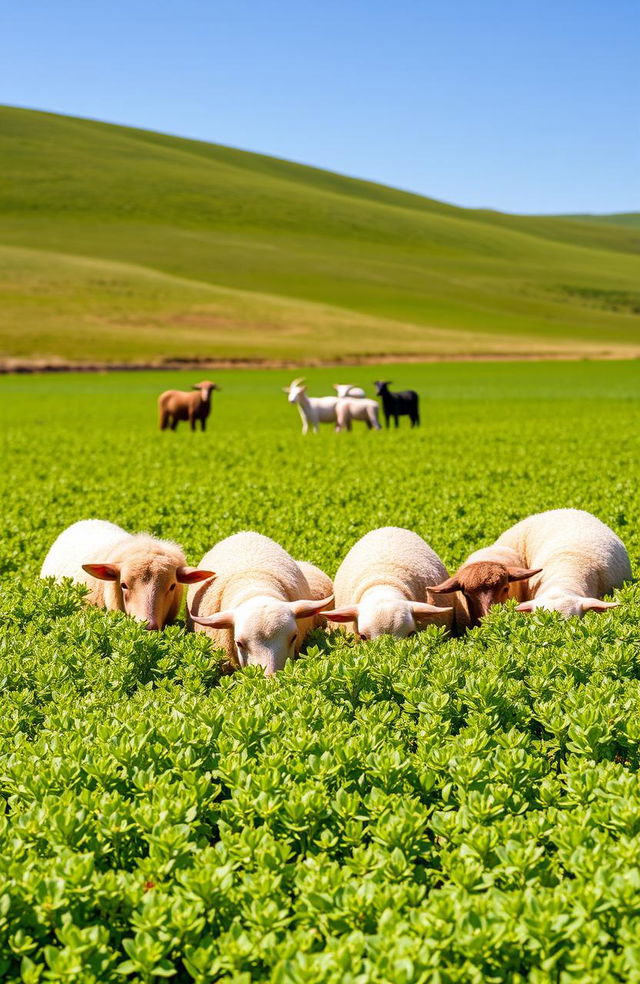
[1,105,639,363]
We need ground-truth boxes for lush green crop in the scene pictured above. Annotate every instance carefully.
[1,361,639,982]
[1,107,640,362]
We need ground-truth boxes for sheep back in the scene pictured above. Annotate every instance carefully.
[495,508,632,598]
[334,526,454,625]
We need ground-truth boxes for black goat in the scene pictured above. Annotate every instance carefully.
[374,381,420,428]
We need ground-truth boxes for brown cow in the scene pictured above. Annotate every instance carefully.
[158,381,220,432]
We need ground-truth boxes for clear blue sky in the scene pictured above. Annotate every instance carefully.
[2,0,638,214]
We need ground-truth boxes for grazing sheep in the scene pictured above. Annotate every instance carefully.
[430,540,541,630]
[335,397,381,432]
[284,378,339,434]
[502,509,631,617]
[327,527,453,640]
[374,381,420,428]
[431,508,631,624]
[187,532,333,674]
[40,519,214,629]
[333,384,366,398]
[158,380,220,431]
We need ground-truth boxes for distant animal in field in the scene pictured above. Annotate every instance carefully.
[158,381,220,431]
[187,532,333,675]
[333,384,366,398]
[40,519,214,629]
[374,380,420,428]
[431,508,630,625]
[327,526,452,640]
[284,378,339,434]
[335,397,381,431]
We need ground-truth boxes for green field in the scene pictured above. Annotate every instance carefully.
[1,106,640,363]
[1,362,640,981]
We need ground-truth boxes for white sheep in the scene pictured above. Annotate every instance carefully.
[431,508,631,623]
[335,397,381,432]
[284,378,339,434]
[333,384,366,398]
[187,532,333,674]
[500,508,631,617]
[40,519,214,629]
[327,527,453,639]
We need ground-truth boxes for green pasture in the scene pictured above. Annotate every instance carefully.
[1,361,640,981]
[1,107,640,361]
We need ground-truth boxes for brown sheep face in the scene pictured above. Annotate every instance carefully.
[430,562,542,628]
[192,381,219,400]
[83,560,214,629]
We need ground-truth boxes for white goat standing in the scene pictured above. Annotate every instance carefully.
[284,378,339,434]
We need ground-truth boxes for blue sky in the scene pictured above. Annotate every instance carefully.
[2,0,638,214]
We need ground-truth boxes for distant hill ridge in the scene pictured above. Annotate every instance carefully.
[1,105,639,363]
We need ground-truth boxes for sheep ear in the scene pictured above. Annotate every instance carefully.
[581,598,620,612]
[325,605,359,623]
[290,595,334,620]
[411,602,453,620]
[507,567,543,582]
[82,563,120,581]
[191,384,202,390]
[190,609,235,628]
[515,601,537,613]
[281,387,291,392]
[176,567,216,584]
[429,576,462,594]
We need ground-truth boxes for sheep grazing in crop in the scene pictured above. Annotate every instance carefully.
[502,509,631,617]
[327,527,453,640]
[158,380,220,431]
[374,381,420,428]
[187,532,333,674]
[40,519,215,629]
[431,508,631,625]
[335,397,381,432]
[430,542,541,630]
[284,378,339,434]
[333,384,366,398]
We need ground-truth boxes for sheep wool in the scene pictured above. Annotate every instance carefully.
[40,519,211,629]
[330,526,454,639]
[496,508,631,616]
[187,532,332,674]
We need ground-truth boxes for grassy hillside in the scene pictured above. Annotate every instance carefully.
[562,213,640,229]
[1,106,639,362]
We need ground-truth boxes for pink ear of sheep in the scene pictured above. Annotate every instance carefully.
[289,596,334,620]
[581,598,620,612]
[190,609,235,628]
[326,606,359,623]
[83,563,120,581]
[176,567,216,584]
[411,602,453,620]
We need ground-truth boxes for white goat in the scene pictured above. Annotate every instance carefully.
[284,378,339,434]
